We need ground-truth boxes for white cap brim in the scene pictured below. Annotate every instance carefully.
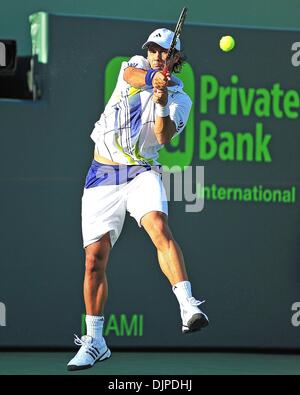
[141,28,181,51]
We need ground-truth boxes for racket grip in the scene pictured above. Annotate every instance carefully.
[162,65,171,81]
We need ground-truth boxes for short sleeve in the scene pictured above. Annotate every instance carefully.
[125,55,150,71]
[169,94,192,139]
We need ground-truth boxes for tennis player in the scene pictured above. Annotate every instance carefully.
[67,28,209,371]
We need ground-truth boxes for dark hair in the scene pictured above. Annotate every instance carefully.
[172,50,187,73]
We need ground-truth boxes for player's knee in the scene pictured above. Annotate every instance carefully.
[85,251,108,274]
[151,218,173,250]
[84,235,110,274]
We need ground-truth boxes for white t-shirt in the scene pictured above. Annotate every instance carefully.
[90,55,192,165]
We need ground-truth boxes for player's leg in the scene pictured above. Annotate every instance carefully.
[68,168,127,371]
[141,211,187,284]
[141,211,209,334]
[126,170,208,334]
[67,234,112,371]
[84,234,111,316]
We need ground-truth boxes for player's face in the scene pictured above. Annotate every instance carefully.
[147,44,168,70]
[147,43,179,71]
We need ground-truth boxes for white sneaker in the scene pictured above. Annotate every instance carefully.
[67,334,111,371]
[180,297,209,334]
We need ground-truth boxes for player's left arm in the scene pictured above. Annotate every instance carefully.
[153,88,176,145]
[153,89,191,145]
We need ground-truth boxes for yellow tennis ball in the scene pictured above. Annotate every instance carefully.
[219,35,235,52]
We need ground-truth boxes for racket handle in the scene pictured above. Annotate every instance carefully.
[162,65,171,80]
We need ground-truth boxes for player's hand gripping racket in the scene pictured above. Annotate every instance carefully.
[162,7,188,79]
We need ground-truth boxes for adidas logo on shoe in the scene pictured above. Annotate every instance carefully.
[67,334,111,371]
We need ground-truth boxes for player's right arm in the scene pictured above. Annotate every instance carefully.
[123,67,168,90]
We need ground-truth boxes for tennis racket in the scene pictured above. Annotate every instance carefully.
[162,7,188,77]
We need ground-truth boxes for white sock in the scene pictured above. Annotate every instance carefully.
[85,315,104,341]
[172,280,193,306]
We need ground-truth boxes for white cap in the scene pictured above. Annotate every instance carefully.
[142,28,181,51]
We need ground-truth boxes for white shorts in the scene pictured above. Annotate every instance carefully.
[81,169,168,248]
